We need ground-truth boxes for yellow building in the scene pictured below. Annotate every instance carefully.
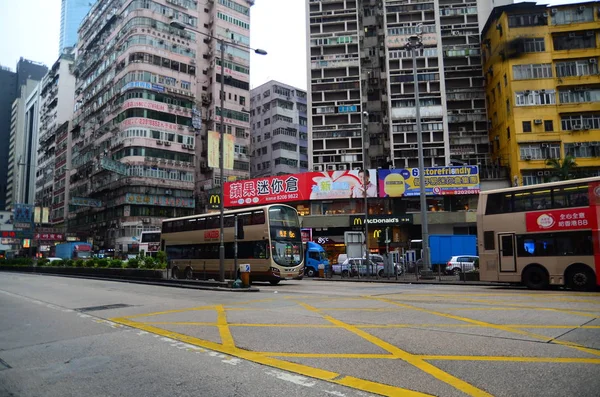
[482,1,600,186]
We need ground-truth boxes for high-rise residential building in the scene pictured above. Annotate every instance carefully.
[195,0,253,200]
[482,1,600,186]
[249,80,308,178]
[307,0,500,178]
[0,59,48,210]
[35,52,77,228]
[59,0,92,53]
[69,0,253,251]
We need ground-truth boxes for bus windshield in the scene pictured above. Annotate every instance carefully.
[269,206,302,267]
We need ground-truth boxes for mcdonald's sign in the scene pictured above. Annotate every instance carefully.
[208,194,221,209]
[351,216,363,226]
[373,229,382,239]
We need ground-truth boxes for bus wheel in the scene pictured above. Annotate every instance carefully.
[269,280,280,285]
[566,265,595,291]
[171,267,179,280]
[523,266,549,290]
[184,267,193,280]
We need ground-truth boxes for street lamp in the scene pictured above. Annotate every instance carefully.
[405,32,431,277]
[170,21,267,282]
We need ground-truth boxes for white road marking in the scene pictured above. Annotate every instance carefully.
[265,369,317,388]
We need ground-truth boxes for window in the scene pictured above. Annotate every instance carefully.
[558,88,600,104]
[239,96,246,105]
[483,231,495,250]
[506,99,510,115]
[523,38,546,52]
[519,144,543,160]
[552,7,594,25]
[522,121,532,132]
[508,13,547,27]
[507,127,511,139]
[515,90,556,106]
[565,142,598,158]
[561,114,600,131]
[544,120,554,132]
[513,64,553,80]
[485,183,590,214]
[504,74,508,86]
[517,231,593,257]
[555,59,599,77]
[553,32,596,51]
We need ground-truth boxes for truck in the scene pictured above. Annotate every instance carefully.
[303,241,329,277]
[55,242,93,260]
[408,235,477,272]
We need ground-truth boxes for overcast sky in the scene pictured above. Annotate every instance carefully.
[0,0,591,89]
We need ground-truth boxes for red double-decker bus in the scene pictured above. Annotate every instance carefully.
[477,176,599,290]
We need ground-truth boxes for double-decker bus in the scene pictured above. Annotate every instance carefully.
[161,204,304,284]
[139,231,161,257]
[477,176,599,290]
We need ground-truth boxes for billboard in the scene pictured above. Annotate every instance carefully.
[525,208,596,232]
[378,166,480,197]
[223,170,378,207]
[71,197,103,207]
[207,131,234,170]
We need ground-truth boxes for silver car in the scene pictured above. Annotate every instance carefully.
[445,255,479,275]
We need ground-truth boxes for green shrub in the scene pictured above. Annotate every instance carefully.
[86,258,97,268]
[1,258,34,266]
[110,259,122,268]
[127,258,139,269]
[65,259,74,267]
[157,251,167,264]
[474,258,480,268]
[97,259,110,268]
[74,259,85,268]
[37,258,49,267]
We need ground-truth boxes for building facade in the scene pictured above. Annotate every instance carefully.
[35,52,77,228]
[482,1,600,186]
[60,0,93,53]
[249,80,308,178]
[69,0,253,251]
[307,0,498,177]
[0,59,48,210]
[195,0,254,204]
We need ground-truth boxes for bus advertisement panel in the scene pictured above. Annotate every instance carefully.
[477,177,600,290]
[161,205,304,284]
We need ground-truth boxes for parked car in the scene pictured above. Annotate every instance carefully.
[445,255,479,275]
[46,257,63,262]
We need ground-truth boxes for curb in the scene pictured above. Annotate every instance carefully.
[310,277,515,287]
[0,268,260,292]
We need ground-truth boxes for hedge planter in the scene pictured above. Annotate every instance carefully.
[459,272,480,282]
[0,266,167,280]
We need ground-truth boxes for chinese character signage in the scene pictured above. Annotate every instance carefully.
[207,131,234,170]
[101,157,128,176]
[338,105,357,113]
[526,208,597,232]
[71,197,103,207]
[301,228,312,243]
[121,81,165,93]
[125,193,195,208]
[224,170,378,207]
[34,233,64,241]
[378,166,480,197]
[13,204,34,223]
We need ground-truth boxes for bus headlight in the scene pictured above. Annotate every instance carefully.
[270,267,281,277]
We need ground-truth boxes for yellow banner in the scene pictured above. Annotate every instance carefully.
[207,131,234,170]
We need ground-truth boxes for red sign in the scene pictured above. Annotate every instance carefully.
[301,228,312,243]
[75,244,91,251]
[223,170,378,207]
[1,231,16,238]
[34,233,64,241]
[204,230,219,240]
[525,207,596,232]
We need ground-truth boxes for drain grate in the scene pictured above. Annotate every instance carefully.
[76,303,131,312]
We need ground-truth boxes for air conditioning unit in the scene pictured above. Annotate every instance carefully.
[534,119,543,125]
[578,5,585,12]
[165,141,171,146]
[569,33,577,38]
[313,165,324,172]
[182,144,188,149]
[524,90,531,95]
[590,59,597,64]
[188,145,195,150]
[541,143,549,148]
[142,218,151,223]
[340,149,347,154]
[573,124,583,130]
[551,8,557,14]
[338,164,347,170]
[326,165,336,171]
[524,156,532,160]
[156,140,163,145]
[537,171,544,176]
[200,161,207,168]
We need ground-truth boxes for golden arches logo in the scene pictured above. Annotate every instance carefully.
[353,217,363,226]
[209,195,221,205]
[373,229,382,239]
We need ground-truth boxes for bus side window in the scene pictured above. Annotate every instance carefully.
[483,231,495,250]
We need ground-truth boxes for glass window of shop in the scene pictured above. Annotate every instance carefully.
[309,199,389,216]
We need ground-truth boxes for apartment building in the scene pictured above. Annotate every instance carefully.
[249,80,308,177]
[35,52,77,228]
[69,0,201,250]
[307,0,493,175]
[69,0,253,250]
[482,1,600,186]
[196,0,253,196]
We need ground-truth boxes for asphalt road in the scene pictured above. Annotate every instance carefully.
[1,273,599,397]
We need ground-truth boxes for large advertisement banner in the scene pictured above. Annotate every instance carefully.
[207,131,234,170]
[378,166,480,197]
[223,170,378,207]
[525,207,597,232]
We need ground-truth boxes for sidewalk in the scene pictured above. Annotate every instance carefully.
[311,275,514,287]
